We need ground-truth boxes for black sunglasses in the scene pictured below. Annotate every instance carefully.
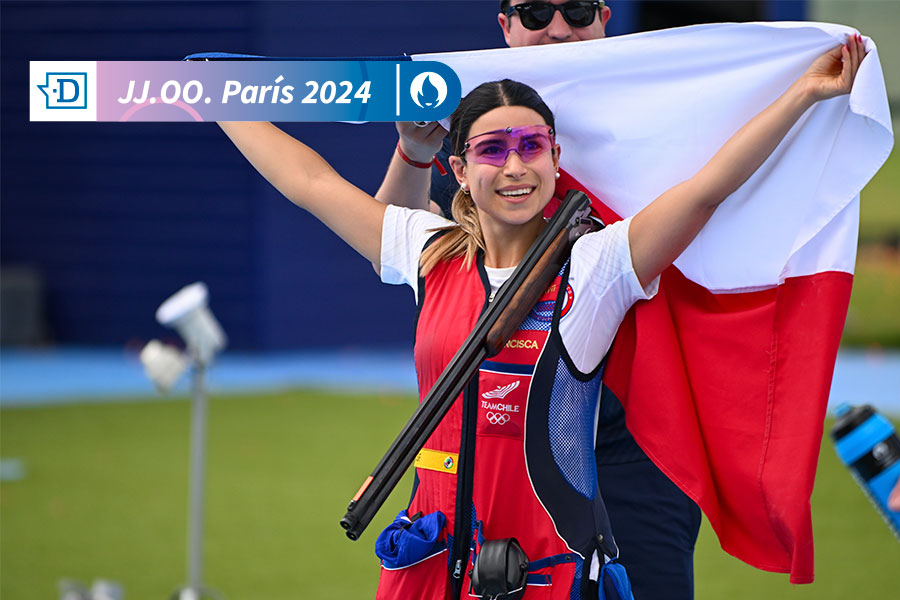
[504,1,604,31]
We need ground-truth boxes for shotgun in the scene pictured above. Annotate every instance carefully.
[340,189,600,540]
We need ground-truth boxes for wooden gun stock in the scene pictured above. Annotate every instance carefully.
[485,226,572,357]
[340,190,598,541]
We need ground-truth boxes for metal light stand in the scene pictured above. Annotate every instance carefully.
[139,282,225,600]
[166,357,222,600]
[175,360,216,600]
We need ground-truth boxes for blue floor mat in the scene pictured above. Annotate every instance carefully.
[1,347,897,415]
[0,346,418,407]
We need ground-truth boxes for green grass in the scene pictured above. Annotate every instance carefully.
[845,143,899,348]
[2,390,898,600]
[859,145,900,244]
[844,245,900,348]
[1,390,417,600]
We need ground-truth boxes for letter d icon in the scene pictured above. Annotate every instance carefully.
[58,78,80,103]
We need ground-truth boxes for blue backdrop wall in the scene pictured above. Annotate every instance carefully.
[0,0,804,350]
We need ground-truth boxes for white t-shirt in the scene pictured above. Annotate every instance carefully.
[380,205,658,373]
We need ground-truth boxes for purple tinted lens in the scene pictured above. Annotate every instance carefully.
[465,126,554,166]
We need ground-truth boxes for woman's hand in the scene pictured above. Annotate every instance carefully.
[801,34,866,102]
[396,121,448,163]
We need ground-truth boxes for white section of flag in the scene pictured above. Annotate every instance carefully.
[414,22,893,292]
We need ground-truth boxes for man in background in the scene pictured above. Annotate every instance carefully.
[374,2,702,599]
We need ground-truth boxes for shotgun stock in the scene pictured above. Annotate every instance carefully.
[485,226,572,356]
[340,190,599,540]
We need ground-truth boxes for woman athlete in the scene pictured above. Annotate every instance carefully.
[219,36,864,600]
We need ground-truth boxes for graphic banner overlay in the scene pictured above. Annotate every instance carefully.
[30,60,461,122]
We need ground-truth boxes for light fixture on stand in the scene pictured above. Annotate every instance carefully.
[139,282,226,600]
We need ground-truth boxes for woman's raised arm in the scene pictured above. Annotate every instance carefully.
[219,121,387,267]
[628,36,865,288]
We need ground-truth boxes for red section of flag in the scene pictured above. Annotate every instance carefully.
[556,170,853,583]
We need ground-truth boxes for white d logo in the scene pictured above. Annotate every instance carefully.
[410,72,447,109]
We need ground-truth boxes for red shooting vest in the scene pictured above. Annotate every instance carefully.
[376,249,618,600]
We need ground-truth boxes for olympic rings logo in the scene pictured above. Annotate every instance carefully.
[485,412,511,426]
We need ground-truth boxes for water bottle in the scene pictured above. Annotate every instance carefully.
[831,403,900,541]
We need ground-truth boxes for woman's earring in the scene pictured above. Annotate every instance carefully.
[555,171,560,180]
[460,182,469,194]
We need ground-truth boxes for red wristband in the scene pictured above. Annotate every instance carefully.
[396,143,433,169]
[396,143,448,175]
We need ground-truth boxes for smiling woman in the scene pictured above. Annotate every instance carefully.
[216,37,864,599]
[421,80,559,273]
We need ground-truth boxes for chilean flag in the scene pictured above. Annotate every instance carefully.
[414,22,893,583]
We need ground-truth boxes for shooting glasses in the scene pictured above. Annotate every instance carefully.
[504,1,604,31]
[464,125,555,167]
